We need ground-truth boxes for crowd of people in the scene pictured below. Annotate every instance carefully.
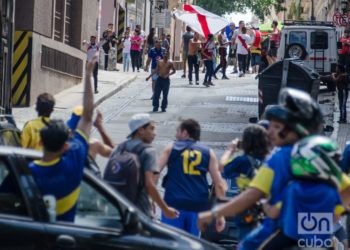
[82,21,281,114]
[11,20,350,250]
[9,53,350,250]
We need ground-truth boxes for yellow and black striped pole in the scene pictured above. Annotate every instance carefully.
[11,31,32,107]
[117,9,125,63]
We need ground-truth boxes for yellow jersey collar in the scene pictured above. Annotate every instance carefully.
[34,157,60,167]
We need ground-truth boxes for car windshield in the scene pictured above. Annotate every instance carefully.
[289,31,307,48]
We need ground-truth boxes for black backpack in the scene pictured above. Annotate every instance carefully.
[103,141,149,203]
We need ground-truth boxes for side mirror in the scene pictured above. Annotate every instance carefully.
[124,209,142,234]
[43,195,56,223]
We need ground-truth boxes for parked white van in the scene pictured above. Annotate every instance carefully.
[277,21,338,90]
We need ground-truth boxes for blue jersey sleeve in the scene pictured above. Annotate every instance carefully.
[63,130,89,177]
[341,144,350,173]
[223,155,251,179]
[148,49,153,58]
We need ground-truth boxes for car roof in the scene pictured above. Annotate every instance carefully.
[0,146,42,158]
[282,26,335,31]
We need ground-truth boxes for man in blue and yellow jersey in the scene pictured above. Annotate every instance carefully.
[29,56,97,222]
[158,119,226,236]
[21,93,55,150]
[198,88,350,250]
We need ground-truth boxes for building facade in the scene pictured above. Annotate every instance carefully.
[13,0,99,107]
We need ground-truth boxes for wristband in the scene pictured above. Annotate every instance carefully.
[211,206,220,219]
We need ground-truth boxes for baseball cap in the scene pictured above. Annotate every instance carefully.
[127,113,153,138]
[67,105,83,131]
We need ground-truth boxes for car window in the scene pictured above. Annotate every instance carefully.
[0,160,28,216]
[311,31,328,50]
[74,180,123,230]
[289,31,307,48]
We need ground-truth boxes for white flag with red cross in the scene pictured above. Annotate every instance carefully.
[173,4,229,38]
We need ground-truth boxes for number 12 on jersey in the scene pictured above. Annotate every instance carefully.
[181,149,202,175]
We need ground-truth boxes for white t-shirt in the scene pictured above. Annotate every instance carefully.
[236,34,251,55]
[86,41,103,61]
[123,38,131,53]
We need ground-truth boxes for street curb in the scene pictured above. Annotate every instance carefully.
[93,75,137,108]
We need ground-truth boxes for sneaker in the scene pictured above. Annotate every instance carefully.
[208,81,215,86]
[222,76,229,80]
[238,72,244,77]
[189,81,193,85]
[203,82,210,87]
[181,74,186,78]
[195,81,199,85]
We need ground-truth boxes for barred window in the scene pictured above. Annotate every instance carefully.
[41,45,83,78]
[54,0,64,42]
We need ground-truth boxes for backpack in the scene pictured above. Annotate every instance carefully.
[103,141,150,203]
[0,115,21,147]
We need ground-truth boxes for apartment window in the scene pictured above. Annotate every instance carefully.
[54,0,82,49]
[64,0,71,44]
[54,0,64,42]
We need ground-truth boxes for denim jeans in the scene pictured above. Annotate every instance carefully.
[204,60,213,82]
[338,88,349,121]
[93,62,98,91]
[153,77,170,111]
[103,48,109,70]
[130,50,141,71]
[238,54,248,74]
[188,55,199,82]
[214,48,228,77]
[123,52,130,72]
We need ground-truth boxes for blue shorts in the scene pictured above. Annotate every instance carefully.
[238,223,275,250]
[251,53,262,67]
[161,209,200,236]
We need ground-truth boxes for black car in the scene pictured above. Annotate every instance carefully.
[0,146,222,250]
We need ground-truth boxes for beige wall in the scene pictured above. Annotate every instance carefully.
[33,0,54,37]
[100,0,116,37]
[17,0,99,105]
[15,0,34,31]
[81,0,99,42]
[30,34,85,105]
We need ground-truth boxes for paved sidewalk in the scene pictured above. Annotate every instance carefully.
[13,68,137,129]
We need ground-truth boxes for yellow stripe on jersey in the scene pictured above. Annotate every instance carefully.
[340,173,350,191]
[334,205,346,216]
[249,166,274,196]
[56,186,81,215]
[236,175,251,190]
[75,129,88,143]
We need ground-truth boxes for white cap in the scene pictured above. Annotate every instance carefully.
[128,113,153,138]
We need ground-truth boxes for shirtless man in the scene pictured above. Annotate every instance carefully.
[188,32,202,85]
[150,51,176,112]
[214,29,230,79]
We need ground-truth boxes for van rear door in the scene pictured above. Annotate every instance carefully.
[309,31,329,74]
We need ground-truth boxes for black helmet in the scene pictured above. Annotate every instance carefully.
[264,88,323,137]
